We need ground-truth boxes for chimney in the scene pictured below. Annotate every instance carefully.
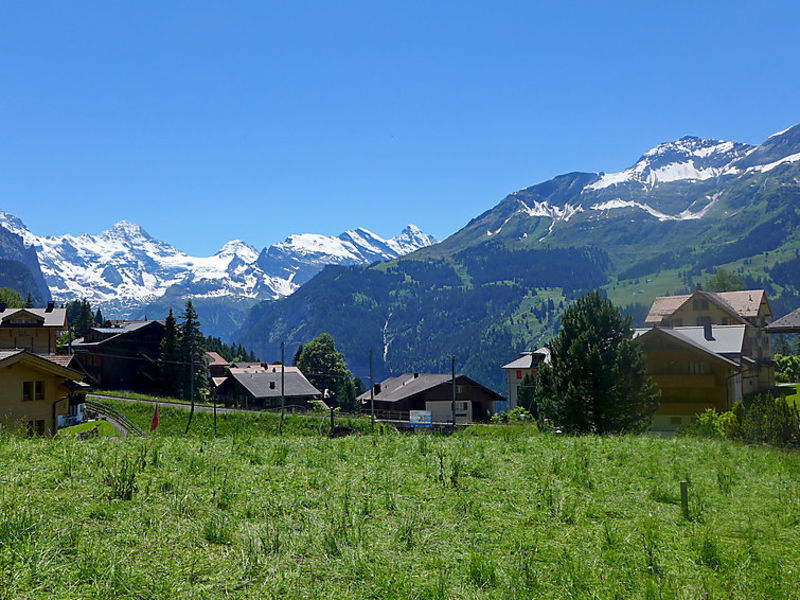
[0,302,6,312]
[269,381,275,390]
[45,301,55,313]
[413,372,419,378]
[373,383,382,395]
[703,323,713,341]
[695,283,703,292]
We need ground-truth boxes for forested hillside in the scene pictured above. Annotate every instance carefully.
[237,125,800,392]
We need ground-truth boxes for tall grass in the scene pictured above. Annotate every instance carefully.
[0,423,799,598]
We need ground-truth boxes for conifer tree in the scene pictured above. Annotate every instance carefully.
[292,344,304,366]
[158,308,181,396]
[337,377,359,413]
[537,290,659,434]
[178,301,207,434]
[24,292,34,308]
[73,299,95,337]
[94,308,105,327]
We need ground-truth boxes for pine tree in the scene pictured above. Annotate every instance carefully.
[94,308,105,327]
[73,299,95,337]
[537,290,659,434]
[178,301,207,433]
[158,309,181,396]
[292,344,304,366]
[24,292,34,308]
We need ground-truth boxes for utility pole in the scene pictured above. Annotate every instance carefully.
[370,348,375,433]
[280,341,285,435]
[451,355,456,429]
[185,357,195,435]
[213,387,217,438]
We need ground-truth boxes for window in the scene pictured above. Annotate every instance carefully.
[673,319,683,327]
[722,317,729,325]
[688,361,708,375]
[23,381,33,402]
[516,370,522,380]
[696,316,712,326]
[456,385,463,394]
[35,381,44,401]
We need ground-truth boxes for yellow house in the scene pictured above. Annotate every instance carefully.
[0,303,67,355]
[635,325,748,431]
[0,349,86,435]
[645,286,774,391]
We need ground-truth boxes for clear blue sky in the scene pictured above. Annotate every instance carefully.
[1,1,799,255]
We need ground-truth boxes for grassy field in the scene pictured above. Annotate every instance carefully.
[96,398,381,437]
[58,419,119,437]
[2,406,799,599]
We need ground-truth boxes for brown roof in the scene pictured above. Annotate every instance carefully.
[205,351,230,366]
[715,290,768,318]
[644,294,692,324]
[0,307,67,328]
[765,307,800,333]
[645,289,767,324]
[41,354,76,368]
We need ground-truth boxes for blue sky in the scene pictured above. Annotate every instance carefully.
[1,1,799,255]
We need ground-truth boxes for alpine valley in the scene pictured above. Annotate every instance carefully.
[236,124,800,391]
[0,211,437,338]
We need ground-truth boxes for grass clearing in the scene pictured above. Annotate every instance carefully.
[58,419,119,437]
[1,411,799,598]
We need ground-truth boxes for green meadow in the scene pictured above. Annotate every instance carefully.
[1,403,799,599]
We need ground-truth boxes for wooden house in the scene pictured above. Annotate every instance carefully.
[215,365,321,410]
[357,373,505,423]
[0,302,66,355]
[71,320,165,392]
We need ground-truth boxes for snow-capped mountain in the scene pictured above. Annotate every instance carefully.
[0,212,437,319]
[584,136,753,191]
[454,124,800,242]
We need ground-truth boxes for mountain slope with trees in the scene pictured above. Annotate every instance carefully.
[237,124,800,392]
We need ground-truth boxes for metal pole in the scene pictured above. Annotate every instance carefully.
[451,355,456,429]
[280,341,285,435]
[213,387,217,438]
[370,348,375,433]
[185,358,195,434]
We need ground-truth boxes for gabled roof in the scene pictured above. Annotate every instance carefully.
[634,327,741,367]
[501,347,551,370]
[765,307,800,333]
[205,351,230,366]
[72,320,164,348]
[0,307,66,327]
[357,373,504,403]
[0,349,85,380]
[228,369,320,399]
[645,289,766,325]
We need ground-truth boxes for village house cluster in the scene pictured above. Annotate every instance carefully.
[1,285,798,435]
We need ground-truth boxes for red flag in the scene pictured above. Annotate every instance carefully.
[150,404,159,432]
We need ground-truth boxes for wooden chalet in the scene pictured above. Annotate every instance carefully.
[71,320,165,392]
[357,373,505,423]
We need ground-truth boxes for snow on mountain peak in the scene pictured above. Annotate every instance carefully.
[0,211,437,318]
[584,135,752,192]
[102,220,153,241]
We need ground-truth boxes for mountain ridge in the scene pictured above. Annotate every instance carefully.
[235,122,800,392]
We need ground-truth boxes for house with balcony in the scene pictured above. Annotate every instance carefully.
[358,373,505,423]
[0,302,66,354]
[639,286,776,431]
